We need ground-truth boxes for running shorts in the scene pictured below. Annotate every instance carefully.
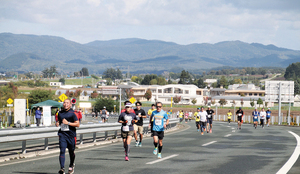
[196,121,200,127]
[152,131,164,140]
[207,118,213,124]
[133,124,144,134]
[121,130,134,139]
[237,116,242,122]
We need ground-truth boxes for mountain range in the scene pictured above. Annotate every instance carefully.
[0,33,299,74]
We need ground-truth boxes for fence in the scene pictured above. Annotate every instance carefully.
[0,118,179,154]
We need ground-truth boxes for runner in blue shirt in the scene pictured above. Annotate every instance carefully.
[151,102,169,159]
[266,108,271,127]
[252,108,259,129]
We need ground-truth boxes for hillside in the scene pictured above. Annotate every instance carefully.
[0,33,299,74]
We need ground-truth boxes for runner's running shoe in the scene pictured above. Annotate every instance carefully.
[158,153,162,159]
[125,156,129,161]
[153,148,158,155]
[201,132,204,135]
[139,142,142,147]
[58,168,65,174]
[135,141,139,147]
[68,164,75,174]
[210,129,212,133]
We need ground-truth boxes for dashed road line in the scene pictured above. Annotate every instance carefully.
[146,154,178,164]
[202,141,217,147]
[224,134,231,137]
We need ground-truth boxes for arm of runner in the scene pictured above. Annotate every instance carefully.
[62,119,80,127]
[164,119,170,128]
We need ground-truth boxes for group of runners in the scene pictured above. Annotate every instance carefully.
[55,99,169,173]
[118,101,169,161]
[177,110,193,123]
[55,99,272,173]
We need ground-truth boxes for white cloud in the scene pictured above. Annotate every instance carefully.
[0,0,299,50]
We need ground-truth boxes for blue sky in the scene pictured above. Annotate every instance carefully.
[0,0,299,50]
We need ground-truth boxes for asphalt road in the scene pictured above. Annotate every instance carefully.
[1,121,300,174]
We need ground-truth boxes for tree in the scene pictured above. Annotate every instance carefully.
[93,97,119,113]
[141,74,158,85]
[150,79,158,85]
[103,68,123,80]
[194,78,206,88]
[178,70,192,84]
[125,89,134,99]
[144,89,152,101]
[234,79,242,84]
[257,98,263,108]
[284,62,300,80]
[91,91,98,98]
[219,76,228,88]
[211,99,216,105]
[49,65,58,78]
[218,99,227,107]
[28,89,53,107]
[157,77,167,85]
[191,98,197,105]
[250,98,255,107]
[59,78,65,85]
[173,95,181,104]
[81,67,89,76]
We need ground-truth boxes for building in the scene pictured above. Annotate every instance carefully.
[226,84,264,97]
[204,79,217,87]
[126,84,204,105]
[50,82,62,87]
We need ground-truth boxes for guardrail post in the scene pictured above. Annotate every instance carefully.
[80,134,83,145]
[218,115,220,121]
[271,116,274,125]
[93,132,96,142]
[114,130,117,139]
[288,115,291,125]
[223,115,225,121]
[105,131,108,140]
[45,138,48,150]
[248,116,250,123]
[22,140,26,154]
[297,116,299,126]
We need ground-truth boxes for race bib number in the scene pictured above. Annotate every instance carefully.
[254,116,258,119]
[136,115,140,120]
[122,126,129,132]
[208,115,211,118]
[61,123,69,131]
[238,113,242,116]
[267,113,270,116]
[155,118,162,125]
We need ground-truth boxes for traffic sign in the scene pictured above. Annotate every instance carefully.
[7,98,13,104]
[71,98,77,104]
[59,93,68,102]
[129,97,136,104]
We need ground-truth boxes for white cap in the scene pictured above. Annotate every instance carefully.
[103,106,106,108]
[208,106,211,108]
[268,108,270,110]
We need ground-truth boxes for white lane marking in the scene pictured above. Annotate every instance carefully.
[202,141,217,147]
[227,126,231,127]
[232,130,235,132]
[231,128,235,129]
[146,154,178,164]
[224,134,231,137]
[276,131,300,174]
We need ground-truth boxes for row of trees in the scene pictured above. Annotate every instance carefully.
[42,65,58,78]
[205,67,284,76]
[284,62,300,95]
[102,68,122,80]
[74,67,89,77]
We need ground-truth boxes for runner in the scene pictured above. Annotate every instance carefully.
[195,108,201,131]
[260,108,266,129]
[206,106,214,133]
[118,102,138,161]
[176,110,179,118]
[151,102,169,158]
[101,107,107,123]
[178,110,184,123]
[236,107,244,130]
[56,99,80,174]
[266,108,271,127]
[148,104,156,134]
[185,111,189,123]
[252,108,259,129]
[105,110,109,123]
[197,107,208,135]
[134,102,146,147]
[227,110,232,125]
[188,110,193,122]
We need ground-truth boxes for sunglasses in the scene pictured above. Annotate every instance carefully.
[136,105,141,106]
[156,106,162,108]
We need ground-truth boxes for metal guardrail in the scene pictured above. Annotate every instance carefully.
[213,115,300,126]
[0,118,179,154]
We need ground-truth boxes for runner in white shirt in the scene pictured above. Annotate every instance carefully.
[188,111,193,122]
[260,108,266,129]
[197,107,208,135]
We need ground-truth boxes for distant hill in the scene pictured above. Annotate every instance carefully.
[0,32,299,74]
